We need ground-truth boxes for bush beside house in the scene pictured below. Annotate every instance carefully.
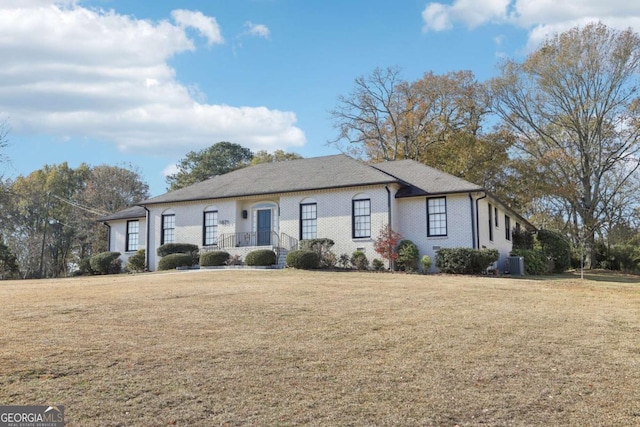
[126,249,146,272]
[286,250,320,270]
[435,248,499,274]
[245,249,277,266]
[90,251,122,275]
[158,253,194,271]
[200,251,230,267]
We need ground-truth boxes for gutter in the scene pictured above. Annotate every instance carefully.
[469,194,476,249]
[102,222,111,251]
[475,192,487,249]
[385,186,392,227]
[142,206,150,271]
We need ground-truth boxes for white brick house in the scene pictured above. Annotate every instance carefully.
[99,155,532,271]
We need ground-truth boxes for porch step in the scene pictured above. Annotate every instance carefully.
[276,248,289,268]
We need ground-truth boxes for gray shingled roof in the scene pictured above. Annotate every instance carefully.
[372,159,483,197]
[140,154,399,205]
[98,205,146,222]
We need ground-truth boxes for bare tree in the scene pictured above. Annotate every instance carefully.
[491,22,640,266]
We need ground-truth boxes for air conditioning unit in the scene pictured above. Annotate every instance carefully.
[508,256,525,276]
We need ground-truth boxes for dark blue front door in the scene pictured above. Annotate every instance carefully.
[257,209,271,246]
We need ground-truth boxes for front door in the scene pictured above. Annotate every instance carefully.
[257,209,271,246]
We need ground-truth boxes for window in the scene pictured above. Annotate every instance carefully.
[352,199,371,238]
[161,213,175,245]
[300,203,317,240]
[126,220,139,252]
[488,203,493,241]
[427,197,447,237]
[203,210,218,246]
[505,215,511,241]
[495,207,499,227]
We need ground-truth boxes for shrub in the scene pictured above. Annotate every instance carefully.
[126,249,146,273]
[90,251,122,275]
[0,242,19,279]
[537,229,571,273]
[470,249,500,273]
[300,238,336,268]
[372,258,385,271]
[200,251,230,267]
[373,225,403,269]
[225,254,243,266]
[286,250,320,270]
[245,249,277,266]
[435,248,499,274]
[351,251,369,271]
[512,228,534,250]
[77,257,93,276]
[421,255,432,272]
[158,253,193,271]
[338,253,351,269]
[510,249,547,275]
[157,243,199,264]
[396,240,420,272]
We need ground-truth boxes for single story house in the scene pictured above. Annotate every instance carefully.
[99,154,532,271]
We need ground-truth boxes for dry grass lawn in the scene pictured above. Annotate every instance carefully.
[1,270,639,426]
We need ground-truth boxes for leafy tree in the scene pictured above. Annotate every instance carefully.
[373,224,402,270]
[330,67,522,209]
[491,22,640,267]
[166,142,253,191]
[250,149,302,165]
[2,162,149,278]
[80,164,150,257]
[0,240,19,279]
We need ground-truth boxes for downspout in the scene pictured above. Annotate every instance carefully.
[385,185,393,270]
[143,206,150,271]
[475,192,487,250]
[385,186,392,227]
[102,222,111,251]
[469,194,476,249]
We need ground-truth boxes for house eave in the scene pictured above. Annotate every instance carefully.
[139,180,400,207]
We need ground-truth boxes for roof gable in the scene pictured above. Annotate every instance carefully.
[372,159,483,197]
[140,154,398,205]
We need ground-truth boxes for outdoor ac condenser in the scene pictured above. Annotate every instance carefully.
[508,256,525,276]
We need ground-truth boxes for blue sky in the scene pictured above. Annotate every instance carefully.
[2,0,639,196]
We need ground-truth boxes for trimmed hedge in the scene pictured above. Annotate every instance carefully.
[90,251,122,275]
[286,250,320,270]
[435,248,499,274]
[126,249,146,272]
[158,253,193,271]
[157,243,199,256]
[245,249,277,266]
[200,251,230,267]
[511,249,547,275]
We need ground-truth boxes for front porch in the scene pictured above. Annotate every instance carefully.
[204,231,299,267]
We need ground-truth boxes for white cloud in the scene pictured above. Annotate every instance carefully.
[244,21,271,39]
[0,1,305,155]
[422,0,510,32]
[171,9,224,46]
[422,0,640,51]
